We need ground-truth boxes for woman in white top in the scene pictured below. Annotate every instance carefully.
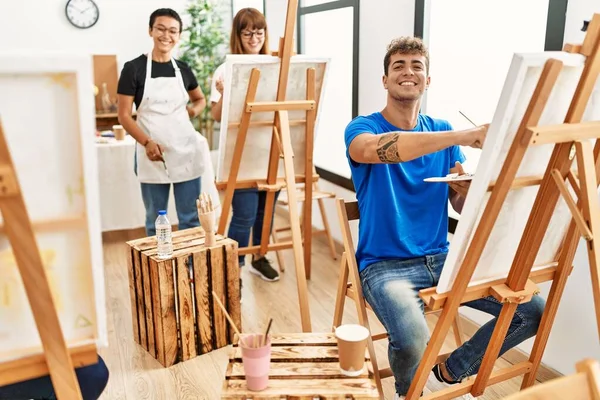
[210,8,280,282]
[117,8,215,236]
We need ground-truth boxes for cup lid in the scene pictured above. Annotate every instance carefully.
[335,324,369,342]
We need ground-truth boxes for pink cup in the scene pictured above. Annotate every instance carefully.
[240,334,271,391]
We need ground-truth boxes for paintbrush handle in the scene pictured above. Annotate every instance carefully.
[262,318,273,347]
[211,290,245,345]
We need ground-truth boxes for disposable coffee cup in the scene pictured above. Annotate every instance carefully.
[335,324,369,377]
[112,125,126,140]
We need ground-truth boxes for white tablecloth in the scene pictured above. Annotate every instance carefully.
[96,136,179,232]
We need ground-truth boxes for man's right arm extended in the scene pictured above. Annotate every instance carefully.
[348,125,487,164]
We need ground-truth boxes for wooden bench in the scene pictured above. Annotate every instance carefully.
[126,227,241,367]
[221,332,379,399]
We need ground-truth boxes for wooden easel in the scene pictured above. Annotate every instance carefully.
[216,0,315,331]
[403,15,600,400]
[0,121,90,399]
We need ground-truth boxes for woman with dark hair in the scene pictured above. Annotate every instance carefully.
[117,8,216,236]
[210,8,280,283]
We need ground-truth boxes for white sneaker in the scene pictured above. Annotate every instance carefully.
[393,394,405,400]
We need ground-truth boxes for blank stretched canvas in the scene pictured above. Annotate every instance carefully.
[216,54,329,183]
[438,51,600,294]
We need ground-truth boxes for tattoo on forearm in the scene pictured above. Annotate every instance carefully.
[376,134,403,163]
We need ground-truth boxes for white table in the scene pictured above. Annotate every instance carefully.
[95,136,178,232]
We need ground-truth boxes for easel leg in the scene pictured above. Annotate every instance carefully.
[279,110,312,331]
[217,69,261,236]
[332,253,349,328]
[303,68,317,280]
[318,194,338,260]
[522,223,579,388]
[452,317,463,348]
[575,140,600,338]
[0,123,84,399]
[471,303,519,395]
[258,91,283,259]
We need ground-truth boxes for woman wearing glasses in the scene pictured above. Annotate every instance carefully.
[210,8,280,283]
[117,8,217,237]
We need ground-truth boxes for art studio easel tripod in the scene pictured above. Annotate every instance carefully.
[404,14,600,400]
[216,0,316,332]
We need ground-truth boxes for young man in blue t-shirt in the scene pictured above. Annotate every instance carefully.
[344,37,545,399]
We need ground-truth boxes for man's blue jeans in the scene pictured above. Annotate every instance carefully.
[360,253,545,395]
[141,177,201,236]
[227,188,280,266]
[0,355,109,399]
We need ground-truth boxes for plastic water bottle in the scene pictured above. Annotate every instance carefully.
[156,210,173,259]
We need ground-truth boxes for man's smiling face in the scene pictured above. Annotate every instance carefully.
[383,52,430,102]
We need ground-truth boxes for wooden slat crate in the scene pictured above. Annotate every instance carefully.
[221,333,379,399]
[126,227,241,367]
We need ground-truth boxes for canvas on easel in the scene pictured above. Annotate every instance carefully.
[402,15,600,400]
[0,54,106,398]
[215,0,329,332]
[216,55,329,184]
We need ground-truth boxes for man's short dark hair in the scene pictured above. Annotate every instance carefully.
[384,36,430,76]
[149,8,183,32]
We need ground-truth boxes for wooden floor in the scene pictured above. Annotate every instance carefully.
[99,217,546,400]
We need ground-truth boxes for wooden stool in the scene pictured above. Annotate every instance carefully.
[126,227,241,367]
[221,332,379,399]
[333,199,464,397]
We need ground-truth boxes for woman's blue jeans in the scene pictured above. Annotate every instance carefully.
[359,253,545,395]
[227,188,280,266]
[140,177,201,236]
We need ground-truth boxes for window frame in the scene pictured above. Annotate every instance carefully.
[295,0,360,191]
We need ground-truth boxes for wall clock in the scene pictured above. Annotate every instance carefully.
[65,0,99,29]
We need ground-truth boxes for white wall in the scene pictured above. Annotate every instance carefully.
[0,0,188,71]
[564,0,598,45]
[265,0,292,53]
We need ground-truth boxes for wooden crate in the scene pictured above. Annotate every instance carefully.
[222,333,379,399]
[126,227,241,367]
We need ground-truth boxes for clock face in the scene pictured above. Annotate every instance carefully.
[65,0,99,29]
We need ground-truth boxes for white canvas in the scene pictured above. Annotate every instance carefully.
[0,53,107,362]
[216,54,330,183]
[438,51,600,294]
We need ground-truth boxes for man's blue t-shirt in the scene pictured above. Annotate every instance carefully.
[344,112,465,272]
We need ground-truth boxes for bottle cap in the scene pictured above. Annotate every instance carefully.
[158,210,167,216]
